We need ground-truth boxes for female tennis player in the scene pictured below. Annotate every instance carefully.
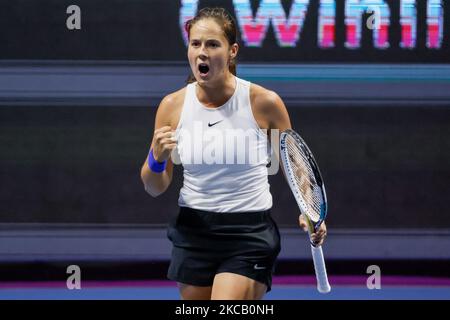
[140,7,327,300]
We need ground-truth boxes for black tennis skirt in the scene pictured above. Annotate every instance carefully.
[166,206,281,292]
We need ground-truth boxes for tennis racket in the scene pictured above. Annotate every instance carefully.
[279,129,331,294]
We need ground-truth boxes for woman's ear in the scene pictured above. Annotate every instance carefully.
[230,43,239,59]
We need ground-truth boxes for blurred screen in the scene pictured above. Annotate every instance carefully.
[0,0,448,62]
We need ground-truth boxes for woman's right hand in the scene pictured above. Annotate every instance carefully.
[151,126,177,162]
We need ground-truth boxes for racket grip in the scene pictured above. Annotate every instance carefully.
[310,245,331,294]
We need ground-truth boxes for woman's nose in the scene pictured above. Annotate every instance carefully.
[199,45,208,59]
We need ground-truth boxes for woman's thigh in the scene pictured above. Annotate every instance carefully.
[178,283,213,300]
[210,272,267,300]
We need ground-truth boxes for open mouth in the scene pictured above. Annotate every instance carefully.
[198,63,210,75]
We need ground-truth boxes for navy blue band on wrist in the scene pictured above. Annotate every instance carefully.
[148,148,167,173]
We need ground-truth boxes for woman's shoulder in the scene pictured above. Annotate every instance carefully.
[160,86,188,108]
[249,82,284,112]
[156,86,188,128]
[248,81,291,130]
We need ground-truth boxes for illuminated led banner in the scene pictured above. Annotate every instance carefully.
[181,0,445,50]
[0,0,448,62]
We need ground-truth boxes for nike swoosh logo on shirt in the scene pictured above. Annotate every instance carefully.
[208,120,223,127]
[254,264,267,270]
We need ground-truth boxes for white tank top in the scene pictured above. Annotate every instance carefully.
[174,76,273,213]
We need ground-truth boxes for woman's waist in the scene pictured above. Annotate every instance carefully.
[174,206,272,228]
[182,166,269,193]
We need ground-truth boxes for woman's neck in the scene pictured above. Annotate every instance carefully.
[196,73,236,108]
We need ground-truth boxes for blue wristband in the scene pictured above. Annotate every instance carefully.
[148,148,167,173]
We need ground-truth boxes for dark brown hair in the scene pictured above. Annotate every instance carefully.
[185,7,238,84]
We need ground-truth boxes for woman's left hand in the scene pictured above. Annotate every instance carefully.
[299,215,327,246]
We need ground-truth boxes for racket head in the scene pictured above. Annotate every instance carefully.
[279,129,328,231]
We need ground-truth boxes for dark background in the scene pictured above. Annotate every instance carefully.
[1,105,449,228]
[0,0,449,62]
[0,0,449,229]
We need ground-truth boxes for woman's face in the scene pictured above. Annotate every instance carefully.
[187,18,237,85]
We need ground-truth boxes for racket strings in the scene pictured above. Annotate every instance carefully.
[290,155,321,217]
[286,137,323,220]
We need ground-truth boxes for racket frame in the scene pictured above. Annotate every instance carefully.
[279,129,331,294]
[280,129,328,233]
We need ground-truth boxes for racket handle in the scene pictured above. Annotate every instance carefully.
[310,245,331,294]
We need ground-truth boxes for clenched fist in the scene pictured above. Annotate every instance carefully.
[152,126,177,162]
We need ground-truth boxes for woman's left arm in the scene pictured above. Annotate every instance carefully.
[255,87,327,245]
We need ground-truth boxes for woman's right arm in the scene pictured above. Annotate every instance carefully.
[140,94,179,197]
